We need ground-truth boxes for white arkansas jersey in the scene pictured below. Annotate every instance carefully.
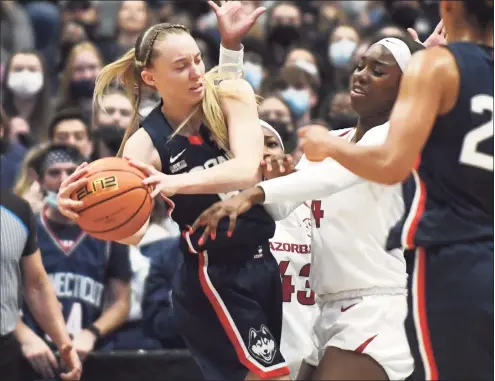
[297,126,406,295]
[269,203,319,377]
[261,124,407,297]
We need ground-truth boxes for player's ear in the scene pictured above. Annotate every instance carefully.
[141,70,156,88]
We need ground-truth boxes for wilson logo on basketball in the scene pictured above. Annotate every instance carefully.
[76,176,119,200]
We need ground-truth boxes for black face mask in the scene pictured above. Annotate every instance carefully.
[263,119,292,143]
[267,24,301,47]
[69,78,95,99]
[329,112,358,130]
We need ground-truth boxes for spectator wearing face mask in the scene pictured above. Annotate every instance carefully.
[319,90,359,131]
[284,46,321,84]
[261,65,319,128]
[47,108,93,160]
[91,124,125,159]
[1,50,53,145]
[57,41,105,122]
[241,37,270,93]
[326,24,361,92]
[264,2,303,70]
[258,94,297,153]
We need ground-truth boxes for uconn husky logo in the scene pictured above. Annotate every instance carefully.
[248,325,277,364]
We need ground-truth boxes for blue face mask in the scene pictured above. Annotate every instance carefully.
[281,87,311,118]
[328,39,358,69]
[243,61,264,91]
[44,191,58,209]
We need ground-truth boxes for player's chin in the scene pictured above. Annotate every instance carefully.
[350,93,369,113]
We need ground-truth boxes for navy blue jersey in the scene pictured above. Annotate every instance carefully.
[388,43,493,250]
[141,103,275,256]
[22,208,131,346]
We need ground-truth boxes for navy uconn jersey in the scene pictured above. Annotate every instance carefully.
[22,208,131,345]
[388,43,493,250]
[141,103,275,256]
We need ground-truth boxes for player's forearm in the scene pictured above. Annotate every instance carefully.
[326,137,402,185]
[259,159,362,205]
[25,278,71,348]
[174,159,261,195]
[92,290,130,336]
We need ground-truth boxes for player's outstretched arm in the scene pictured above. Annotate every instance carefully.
[191,186,265,245]
[301,47,457,184]
[212,0,266,77]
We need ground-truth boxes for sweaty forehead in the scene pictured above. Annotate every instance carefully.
[363,44,397,66]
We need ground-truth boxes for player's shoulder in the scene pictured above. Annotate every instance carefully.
[406,46,457,81]
[218,78,255,99]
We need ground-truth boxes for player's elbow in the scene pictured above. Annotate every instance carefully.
[237,162,261,188]
[381,163,411,185]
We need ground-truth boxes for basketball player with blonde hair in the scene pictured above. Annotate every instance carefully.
[56,2,291,380]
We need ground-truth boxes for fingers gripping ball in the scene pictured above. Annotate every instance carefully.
[70,157,154,241]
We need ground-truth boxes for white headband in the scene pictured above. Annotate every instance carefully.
[260,119,285,151]
[372,37,412,72]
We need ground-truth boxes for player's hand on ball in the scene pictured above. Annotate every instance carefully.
[72,329,96,362]
[261,154,295,180]
[125,156,179,198]
[57,162,89,220]
[58,343,82,380]
[191,192,254,245]
[20,333,59,379]
[298,125,333,162]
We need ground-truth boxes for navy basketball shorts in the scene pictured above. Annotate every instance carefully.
[404,240,493,380]
[172,243,290,381]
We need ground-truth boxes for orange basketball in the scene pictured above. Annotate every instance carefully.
[70,157,154,241]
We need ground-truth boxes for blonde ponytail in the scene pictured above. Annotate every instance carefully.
[93,48,142,157]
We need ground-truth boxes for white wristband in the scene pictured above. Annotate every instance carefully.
[219,44,244,78]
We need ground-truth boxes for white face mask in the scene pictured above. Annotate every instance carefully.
[7,71,44,99]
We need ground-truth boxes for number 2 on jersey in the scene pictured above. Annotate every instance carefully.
[279,260,315,305]
[459,94,494,171]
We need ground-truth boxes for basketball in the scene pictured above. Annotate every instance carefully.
[70,157,154,241]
